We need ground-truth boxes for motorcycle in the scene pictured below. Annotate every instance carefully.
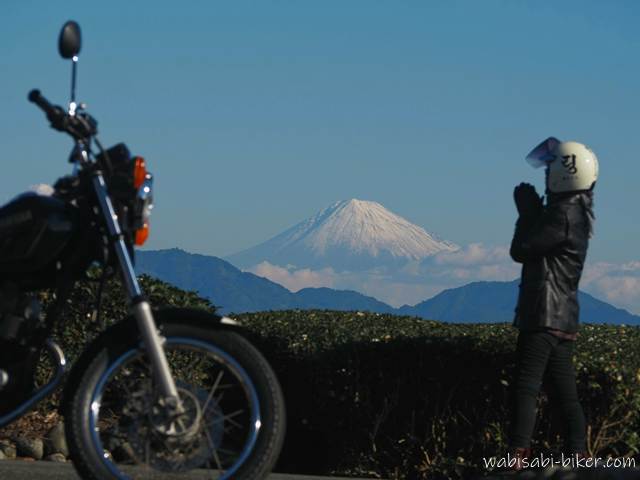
[0,21,286,479]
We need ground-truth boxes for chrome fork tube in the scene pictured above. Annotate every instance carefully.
[92,173,179,401]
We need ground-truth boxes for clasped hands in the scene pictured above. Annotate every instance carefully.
[514,183,543,218]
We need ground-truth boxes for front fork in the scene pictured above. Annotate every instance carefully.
[92,173,180,405]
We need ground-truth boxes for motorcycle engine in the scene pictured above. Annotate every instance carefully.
[0,286,43,396]
[0,287,42,345]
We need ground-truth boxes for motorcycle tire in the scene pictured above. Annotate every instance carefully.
[63,309,286,480]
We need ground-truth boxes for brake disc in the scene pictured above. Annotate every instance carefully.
[124,383,225,472]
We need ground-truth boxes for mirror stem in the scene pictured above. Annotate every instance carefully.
[69,56,78,116]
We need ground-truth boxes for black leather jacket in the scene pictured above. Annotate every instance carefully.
[510,192,593,333]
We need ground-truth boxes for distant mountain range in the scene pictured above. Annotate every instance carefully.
[136,249,395,314]
[226,199,458,271]
[136,249,640,325]
[397,280,640,325]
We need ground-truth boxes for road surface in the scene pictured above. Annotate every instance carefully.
[0,459,375,479]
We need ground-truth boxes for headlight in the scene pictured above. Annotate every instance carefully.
[134,173,153,246]
[137,174,154,223]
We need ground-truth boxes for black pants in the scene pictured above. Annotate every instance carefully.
[510,330,586,452]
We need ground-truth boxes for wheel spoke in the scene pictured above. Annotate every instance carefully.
[86,338,270,478]
[207,408,245,430]
[204,426,225,471]
[217,446,240,457]
[203,370,225,412]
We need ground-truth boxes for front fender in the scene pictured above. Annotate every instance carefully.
[154,307,241,329]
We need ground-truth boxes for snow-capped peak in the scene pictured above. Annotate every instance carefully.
[227,199,459,271]
[284,199,458,259]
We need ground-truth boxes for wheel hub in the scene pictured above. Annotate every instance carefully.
[123,384,224,472]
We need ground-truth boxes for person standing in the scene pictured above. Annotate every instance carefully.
[507,137,598,469]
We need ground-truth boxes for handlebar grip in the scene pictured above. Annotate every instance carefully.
[28,89,67,129]
[28,89,56,114]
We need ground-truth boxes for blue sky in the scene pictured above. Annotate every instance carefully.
[2,1,640,310]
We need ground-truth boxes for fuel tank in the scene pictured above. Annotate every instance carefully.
[0,193,78,284]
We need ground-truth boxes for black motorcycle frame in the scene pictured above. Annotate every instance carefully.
[0,91,183,427]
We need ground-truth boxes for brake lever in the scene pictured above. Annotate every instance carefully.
[64,112,98,140]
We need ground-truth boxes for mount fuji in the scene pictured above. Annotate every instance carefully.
[226,199,459,271]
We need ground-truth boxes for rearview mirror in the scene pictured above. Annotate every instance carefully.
[58,21,82,59]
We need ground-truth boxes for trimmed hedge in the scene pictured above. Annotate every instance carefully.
[26,275,640,479]
[234,310,640,479]
[50,272,215,363]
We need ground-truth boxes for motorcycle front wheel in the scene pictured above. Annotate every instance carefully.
[64,312,286,480]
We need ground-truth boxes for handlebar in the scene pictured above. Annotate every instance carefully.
[29,89,66,125]
[28,88,98,141]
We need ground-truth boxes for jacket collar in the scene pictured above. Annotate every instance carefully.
[546,191,593,206]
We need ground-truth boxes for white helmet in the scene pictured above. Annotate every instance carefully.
[526,137,599,193]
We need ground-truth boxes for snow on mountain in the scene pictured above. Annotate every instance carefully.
[226,199,459,271]
[290,199,457,258]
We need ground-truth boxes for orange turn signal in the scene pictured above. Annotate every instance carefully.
[133,157,147,189]
[135,223,150,246]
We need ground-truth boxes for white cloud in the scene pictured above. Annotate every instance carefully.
[249,261,336,292]
[246,248,640,315]
[433,243,511,266]
[425,243,519,283]
[581,261,640,314]
[248,261,451,307]
[247,243,521,307]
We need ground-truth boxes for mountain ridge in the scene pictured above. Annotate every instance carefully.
[136,248,640,325]
[136,248,395,314]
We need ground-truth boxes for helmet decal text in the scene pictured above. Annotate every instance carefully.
[561,155,578,174]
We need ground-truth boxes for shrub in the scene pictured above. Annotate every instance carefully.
[18,274,640,479]
[235,310,640,479]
